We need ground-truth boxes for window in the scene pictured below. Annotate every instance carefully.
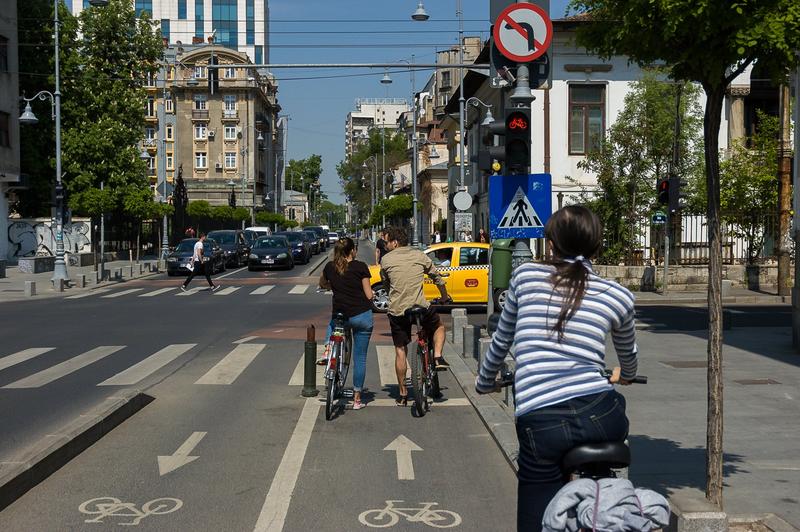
[224,94,236,111]
[160,19,170,41]
[427,248,452,267]
[146,96,155,116]
[0,112,10,148]
[224,67,236,78]
[459,247,488,266]
[165,94,173,113]
[195,151,207,169]
[568,84,605,155]
[441,70,451,88]
[254,45,263,65]
[145,72,156,87]
[145,127,155,141]
[212,0,238,47]
[135,0,152,17]
[194,65,207,79]
[166,152,174,170]
[195,0,204,38]
[440,92,449,107]
[178,0,187,19]
[193,94,207,110]
[165,125,174,140]
[224,125,237,140]
[224,151,236,168]
[147,155,156,175]
[0,36,8,72]
[194,123,208,139]
[246,0,255,45]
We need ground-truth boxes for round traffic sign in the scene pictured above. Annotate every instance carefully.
[493,3,553,63]
[453,191,473,211]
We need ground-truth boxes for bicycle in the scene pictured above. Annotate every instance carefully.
[358,500,461,528]
[323,311,353,420]
[405,305,441,417]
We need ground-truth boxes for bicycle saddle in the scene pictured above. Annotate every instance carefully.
[561,441,630,471]
[332,311,347,321]
[404,305,428,318]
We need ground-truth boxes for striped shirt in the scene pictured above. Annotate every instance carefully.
[477,263,638,417]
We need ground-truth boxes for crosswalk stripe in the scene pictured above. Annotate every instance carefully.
[139,287,176,297]
[176,287,203,296]
[101,288,143,299]
[0,348,55,372]
[288,284,309,295]
[66,289,111,299]
[214,286,241,296]
[195,344,264,385]
[250,285,274,295]
[233,336,259,344]
[2,346,125,389]
[97,344,196,386]
[288,345,326,385]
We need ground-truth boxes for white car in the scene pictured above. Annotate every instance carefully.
[327,232,339,244]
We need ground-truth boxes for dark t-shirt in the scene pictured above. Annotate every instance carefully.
[376,239,388,261]
[323,260,373,318]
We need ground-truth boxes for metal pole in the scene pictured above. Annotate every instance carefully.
[100,181,105,280]
[302,325,319,397]
[51,0,69,284]
[664,212,670,295]
[457,0,465,189]
[411,55,419,246]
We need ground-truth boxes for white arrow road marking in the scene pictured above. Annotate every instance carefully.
[384,435,423,481]
[158,431,207,476]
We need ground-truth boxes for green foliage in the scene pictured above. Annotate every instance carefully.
[368,194,412,226]
[58,0,164,219]
[255,211,285,225]
[210,205,234,221]
[186,200,212,218]
[285,155,324,196]
[232,207,250,222]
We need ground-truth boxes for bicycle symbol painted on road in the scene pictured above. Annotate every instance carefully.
[78,496,182,526]
[359,500,462,528]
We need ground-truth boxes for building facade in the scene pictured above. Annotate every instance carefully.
[66,0,270,65]
[344,98,409,158]
[0,0,20,262]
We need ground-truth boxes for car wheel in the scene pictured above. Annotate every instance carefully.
[493,288,508,312]
[372,284,389,313]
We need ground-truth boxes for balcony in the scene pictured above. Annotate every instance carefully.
[192,109,209,120]
[222,109,239,120]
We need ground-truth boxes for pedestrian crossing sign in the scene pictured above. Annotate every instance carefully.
[489,173,552,239]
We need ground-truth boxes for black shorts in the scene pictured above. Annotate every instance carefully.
[388,307,442,347]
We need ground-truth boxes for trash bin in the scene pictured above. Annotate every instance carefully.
[491,239,513,311]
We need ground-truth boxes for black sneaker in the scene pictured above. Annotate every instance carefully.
[435,357,450,370]
[211,285,221,292]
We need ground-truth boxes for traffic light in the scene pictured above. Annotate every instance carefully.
[656,177,669,205]
[505,106,531,173]
[208,55,219,94]
[483,118,507,164]
[668,173,687,213]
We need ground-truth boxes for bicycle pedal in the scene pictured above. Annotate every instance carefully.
[342,389,354,398]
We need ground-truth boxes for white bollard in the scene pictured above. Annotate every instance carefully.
[25,281,36,297]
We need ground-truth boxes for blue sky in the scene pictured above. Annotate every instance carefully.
[269,0,571,203]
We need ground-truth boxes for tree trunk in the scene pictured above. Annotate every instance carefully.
[777,84,792,296]
[703,84,725,508]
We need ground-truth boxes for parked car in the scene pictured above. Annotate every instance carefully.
[327,232,340,245]
[305,226,329,251]
[167,238,226,276]
[274,231,311,264]
[248,236,294,271]
[367,242,489,311]
[301,230,321,254]
[207,229,250,267]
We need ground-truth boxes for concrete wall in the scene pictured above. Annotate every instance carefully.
[595,264,786,290]
[6,218,92,262]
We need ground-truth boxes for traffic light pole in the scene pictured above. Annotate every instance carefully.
[663,211,670,296]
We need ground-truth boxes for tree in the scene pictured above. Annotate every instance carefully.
[285,155,323,196]
[58,0,163,220]
[570,0,800,506]
[317,200,346,228]
[573,70,703,263]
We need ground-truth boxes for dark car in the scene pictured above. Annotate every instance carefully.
[167,238,225,276]
[301,230,321,254]
[274,232,312,264]
[305,226,328,251]
[248,236,294,270]
[207,230,250,267]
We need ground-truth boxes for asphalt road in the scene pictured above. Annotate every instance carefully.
[0,240,518,531]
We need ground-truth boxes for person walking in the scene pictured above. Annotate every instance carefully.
[433,230,441,243]
[478,228,489,243]
[476,206,639,532]
[374,227,390,265]
[319,237,374,410]
[181,233,219,292]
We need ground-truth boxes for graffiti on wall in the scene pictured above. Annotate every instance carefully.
[7,219,92,260]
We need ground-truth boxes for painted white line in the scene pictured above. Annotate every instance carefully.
[321,398,472,408]
[288,346,326,386]
[97,344,196,386]
[139,287,176,297]
[0,348,55,372]
[253,398,319,532]
[176,287,203,296]
[101,288,144,298]
[233,336,259,344]
[250,285,275,295]
[158,431,207,476]
[3,346,125,389]
[66,289,111,299]
[214,286,241,296]
[214,266,247,280]
[288,284,309,295]
[384,435,422,480]
[195,344,264,385]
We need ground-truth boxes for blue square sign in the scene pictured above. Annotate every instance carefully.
[489,173,552,239]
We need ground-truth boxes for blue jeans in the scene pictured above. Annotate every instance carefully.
[326,310,373,392]
[515,390,629,532]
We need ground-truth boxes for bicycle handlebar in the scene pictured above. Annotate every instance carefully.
[490,369,648,390]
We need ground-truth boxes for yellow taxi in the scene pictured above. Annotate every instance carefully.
[368,242,489,311]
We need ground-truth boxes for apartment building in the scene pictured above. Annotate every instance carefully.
[0,0,20,262]
[344,98,409,158]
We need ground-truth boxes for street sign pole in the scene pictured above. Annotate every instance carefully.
[664,211,670,295]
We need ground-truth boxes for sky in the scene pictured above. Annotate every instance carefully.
[269,0,571,203]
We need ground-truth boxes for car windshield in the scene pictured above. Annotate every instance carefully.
[208,232,235,244]
[175,240,197,252]
[254,238,286,249]
[278,233,301,243]
[328,233,338,238]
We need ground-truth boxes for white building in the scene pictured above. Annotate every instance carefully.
[345,98,409,158]
[65,0,270,65]
[0,0,20,264]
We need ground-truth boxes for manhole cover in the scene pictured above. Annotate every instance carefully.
[661,360,707,369]
[733,379,781,385]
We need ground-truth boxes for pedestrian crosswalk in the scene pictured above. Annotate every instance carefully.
[65,284,322,300]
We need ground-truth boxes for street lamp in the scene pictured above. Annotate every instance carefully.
[411,1,430,21]
[466,96,495,126]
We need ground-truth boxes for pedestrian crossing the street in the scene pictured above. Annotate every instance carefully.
[63,284,320,300]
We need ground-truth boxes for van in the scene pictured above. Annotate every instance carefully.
[244,226,273,246]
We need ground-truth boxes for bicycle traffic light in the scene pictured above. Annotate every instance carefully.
[505,106,531,173]
[656,177,669,205]
[668,173,687,213]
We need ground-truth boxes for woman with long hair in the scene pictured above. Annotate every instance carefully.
[319,237,374,410]
[476,206,639,532]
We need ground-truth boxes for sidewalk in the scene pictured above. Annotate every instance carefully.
[633,287,789,306]
[445,323,800,528]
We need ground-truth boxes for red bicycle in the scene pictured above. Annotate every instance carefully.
[405,306,440,417]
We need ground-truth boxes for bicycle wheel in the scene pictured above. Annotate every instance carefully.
[339,330,352,392]
[410,342,428,417]
[325,343,340,420]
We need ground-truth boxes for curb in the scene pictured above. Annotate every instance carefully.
[634,295,789,306]
[0,390,153,511]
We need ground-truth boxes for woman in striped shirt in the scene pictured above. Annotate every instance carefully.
[476,206,638,532]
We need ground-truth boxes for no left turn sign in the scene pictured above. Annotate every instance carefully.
[493,3,553,63]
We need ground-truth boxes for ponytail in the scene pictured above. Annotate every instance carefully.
[333,237,355,275]
[549,257,591,341]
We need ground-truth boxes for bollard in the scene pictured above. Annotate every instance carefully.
[451,308,468,351]
[462,324,481,360]
[25,281,36,297]
[128,265,135,278]
[54,278,64,292]
[478,337,492,364]
[302,325,319,397]
[114,267,122,280]
[139,263,145,275]
[77,274,86,288]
